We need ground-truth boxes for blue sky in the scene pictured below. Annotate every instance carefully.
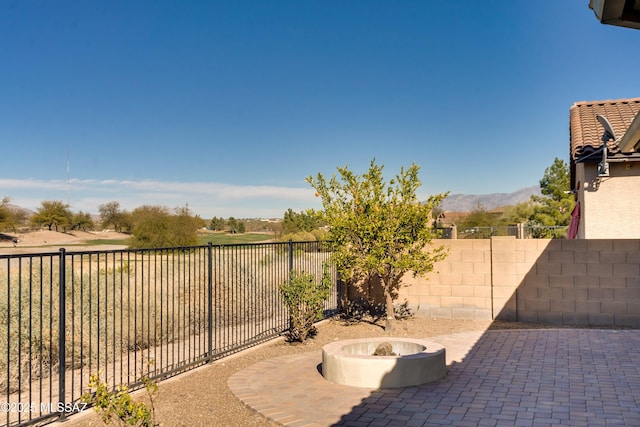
[1,1,638,219]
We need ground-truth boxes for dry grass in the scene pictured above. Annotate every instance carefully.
[1,238,333,427]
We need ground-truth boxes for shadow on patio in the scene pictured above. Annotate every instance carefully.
[230,238,640,426]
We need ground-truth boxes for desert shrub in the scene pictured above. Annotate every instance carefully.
[341,298,414,325]
[277,230,317,243]
[0,260,64,393]
[279,268,332,342]
[0,251,209,394]
[81,367,158,427]
[127,205,199,249]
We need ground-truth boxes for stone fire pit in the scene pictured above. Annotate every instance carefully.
[321,337,446,388]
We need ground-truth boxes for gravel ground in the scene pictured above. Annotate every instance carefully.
[57,316,594,427]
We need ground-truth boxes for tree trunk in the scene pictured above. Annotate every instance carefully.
[384,290,396,333]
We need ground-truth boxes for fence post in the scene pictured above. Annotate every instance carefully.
[207,242,213,363]
[58,248,66,420]
[288,240,293,277]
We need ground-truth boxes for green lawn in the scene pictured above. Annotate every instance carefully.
[83,238,130,246]
[197,233,273,245]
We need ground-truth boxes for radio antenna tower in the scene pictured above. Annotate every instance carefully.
[67,151,70,208]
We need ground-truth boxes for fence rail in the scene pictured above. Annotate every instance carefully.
[436,225,569,239]
[1,240,338,427]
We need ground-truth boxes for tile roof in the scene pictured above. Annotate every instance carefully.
[569,97,640,161]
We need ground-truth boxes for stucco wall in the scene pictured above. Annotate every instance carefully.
[395,237,640,327]
[577,161,640,238]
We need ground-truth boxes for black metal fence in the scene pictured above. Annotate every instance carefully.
[457,226,519,239]
[523,225,568,239]
[1,240,338,427]
[439,225,569,239]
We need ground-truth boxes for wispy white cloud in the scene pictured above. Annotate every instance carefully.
[1,178,320,219]
[0,178,69,191]
[88,179,312,200]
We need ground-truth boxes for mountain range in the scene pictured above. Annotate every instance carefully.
[7,204,34,217]
[439,185,541,212]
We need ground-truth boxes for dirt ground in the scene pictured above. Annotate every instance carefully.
[54,316,579,427]
[0,230,129,254]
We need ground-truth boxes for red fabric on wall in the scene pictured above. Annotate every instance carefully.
[567,202,580,239]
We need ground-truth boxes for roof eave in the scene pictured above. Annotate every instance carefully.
[590,0,640,30]
[618,111,640,153]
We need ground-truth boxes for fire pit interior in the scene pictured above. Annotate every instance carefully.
[322,337,446,388]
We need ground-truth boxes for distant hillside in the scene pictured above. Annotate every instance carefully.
[7,204,34,218]
[440,186,541,212]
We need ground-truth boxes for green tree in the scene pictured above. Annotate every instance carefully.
[0,197,24,232]
[307,160,448,331]
[192,214,207,230]
[209,216,226,231]
[98,201,130,232]
[457,205,499,228]
[227,217,239,233]
[31,200,73,231]
[499,201,535,225]
[170,205,201,246]
[0,197,11,231]
[127,205,169,248]
[128,205,199,249]
[119,211,134,233]
[431,204,445,228]
[530,157,573,226]
[282,208,324,235]
[72,211,95,231]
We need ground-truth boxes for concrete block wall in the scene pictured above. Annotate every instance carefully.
[396,238,640,327]
[399,239,493,321]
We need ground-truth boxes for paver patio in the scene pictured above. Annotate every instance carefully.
[229,329,640,426]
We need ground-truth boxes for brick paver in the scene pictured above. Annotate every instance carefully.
[228,330,640,426]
